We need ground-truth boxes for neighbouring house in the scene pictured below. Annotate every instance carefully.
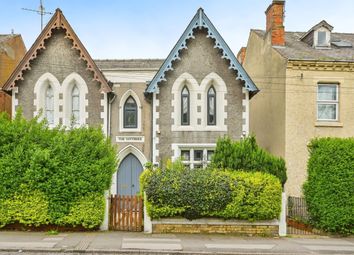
[242,0,354,196]
[3,8,258,199]
[0,34,26,115]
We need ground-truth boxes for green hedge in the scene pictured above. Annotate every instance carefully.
[303,137,354,234]
[211,136,287,186]
[141,162,282,221]
[0,112,117,229]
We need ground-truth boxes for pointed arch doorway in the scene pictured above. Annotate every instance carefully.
[117,153,143,196]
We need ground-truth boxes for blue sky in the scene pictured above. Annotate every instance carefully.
[1,0,354,59]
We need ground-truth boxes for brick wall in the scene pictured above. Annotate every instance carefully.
[152,219,279,237]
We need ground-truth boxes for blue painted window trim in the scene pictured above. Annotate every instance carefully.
[145,8,259,97]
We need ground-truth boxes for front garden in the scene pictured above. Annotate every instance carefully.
[141,136,286,231]
[0,112,117,229]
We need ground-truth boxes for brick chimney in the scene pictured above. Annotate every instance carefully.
[265,0,285,46]
[237,47,247,65]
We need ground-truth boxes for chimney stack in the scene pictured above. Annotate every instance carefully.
[265,0,285,46]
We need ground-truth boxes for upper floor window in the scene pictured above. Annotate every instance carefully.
[71,85,80,125]
[124,96,137,128]
[317,84,338,121]
[181,86,190,125]
[207,86,216,125]
[45,85,54,125]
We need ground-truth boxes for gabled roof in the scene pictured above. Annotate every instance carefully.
[2,9,111,93]
[299,20,334,41]
[145,8,259,97]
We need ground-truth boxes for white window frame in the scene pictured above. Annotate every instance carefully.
[171,72,227,132]
[314,27,331,48]
[172,143,216,169]
[62,72,88,127]
[317,84,339,121]
[119,89,142,133]
[33,72,61,128]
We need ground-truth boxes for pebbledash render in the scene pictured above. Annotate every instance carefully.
[2,8,258,197]
[242,0,354,196]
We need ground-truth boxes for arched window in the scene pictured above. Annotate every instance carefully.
[124,96,137,128]
[181,86,190,125]
[45,85,54,125]
[207,86,216,125]
[71,85,80,125]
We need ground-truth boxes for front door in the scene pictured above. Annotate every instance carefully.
[117,153,143,196]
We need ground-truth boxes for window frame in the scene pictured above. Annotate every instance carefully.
[207,86,216,125]
[317,83,339,122]
[180,147,215,169]
[181,86,190,126]
[123,96,138,128]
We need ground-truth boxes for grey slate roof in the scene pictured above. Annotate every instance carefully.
[253,29,354,62]
[94,59,164,70]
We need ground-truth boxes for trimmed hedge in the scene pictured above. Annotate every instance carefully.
[211,136,287,186]
[303,137,354,234]
[141,161,282,221]
[0,111,117,229]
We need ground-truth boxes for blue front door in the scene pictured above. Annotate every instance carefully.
[117,154,143,196]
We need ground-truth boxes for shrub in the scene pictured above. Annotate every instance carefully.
[142,164,282,221]
[0,111,117,228]
[303,137,354,234]
[61,193,105,229]
[211,136,287,186]
[218,171,282,220]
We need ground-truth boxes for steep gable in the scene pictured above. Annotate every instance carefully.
[2,9,111,93]
[145,8,258,97]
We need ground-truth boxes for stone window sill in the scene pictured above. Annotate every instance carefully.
[315,121,343,127]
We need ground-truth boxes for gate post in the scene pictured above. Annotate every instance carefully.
[279,191,287,236]
[100,190,110,231]
[143,192,152,233]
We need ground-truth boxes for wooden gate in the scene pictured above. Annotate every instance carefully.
[109,195,143,231]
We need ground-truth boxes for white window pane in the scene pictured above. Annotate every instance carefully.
[72,96,80,110]
[318,85,337,101]
[46,110,54,124]
[318,104,337,120]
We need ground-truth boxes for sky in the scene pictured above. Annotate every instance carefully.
[1,0,354,59]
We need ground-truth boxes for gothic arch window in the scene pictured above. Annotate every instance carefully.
[34,72,60,127]
[62,73,88,127]
[124,96,137,128]
[181,86,190,125]
[71,85,80,125]
[45,85,54,125]
[207,86,216,125]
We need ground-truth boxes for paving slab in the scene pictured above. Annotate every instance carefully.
[205,243,276,250]
[0,241,57,248]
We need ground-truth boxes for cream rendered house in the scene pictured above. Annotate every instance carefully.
[243,0,354,196]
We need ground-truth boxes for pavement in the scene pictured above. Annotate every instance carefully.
[0,231,353,255]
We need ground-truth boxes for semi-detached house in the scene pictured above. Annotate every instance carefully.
[2,8,258,198]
